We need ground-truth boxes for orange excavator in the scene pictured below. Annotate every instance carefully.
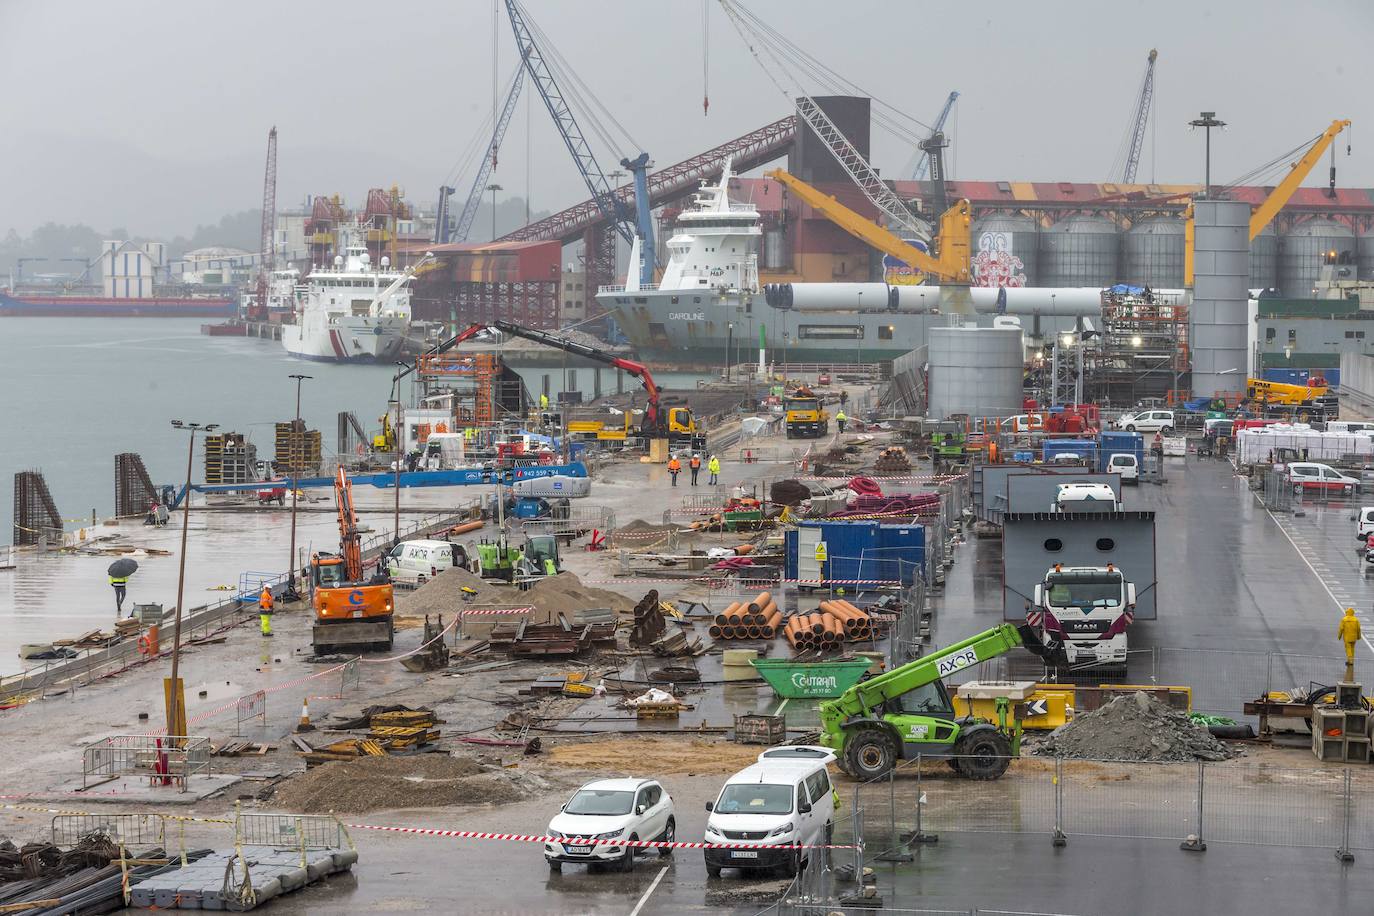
[311,469,394,654]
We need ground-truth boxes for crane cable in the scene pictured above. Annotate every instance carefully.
[702,0,710,116]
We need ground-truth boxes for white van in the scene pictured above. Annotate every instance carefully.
[386,539,462,583]
[703,746,836,879]
[1355,506,1374,543]
[1106,453,1139,484]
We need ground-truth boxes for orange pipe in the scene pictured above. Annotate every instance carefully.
[748,591,772,614]
[708,624,723,638]
[445,519,485,536]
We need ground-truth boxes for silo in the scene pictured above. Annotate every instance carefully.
[1279,218,1355,297]
[927,326,1023,420]
[1249,224,1278,291]
[1038,216,1119,288]
[1190,200,1250,399]
[1123,216,1186,288]
[762,225,788,270]
[1358,228,1374,281]
[970,214,1038,288]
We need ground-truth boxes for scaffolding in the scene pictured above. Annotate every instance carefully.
[274,420,322,475]
[413,352,529,430]
[13,470,61,547]
[204,432,258,485]
[1088,289,1190,406]
[114,453,158,518]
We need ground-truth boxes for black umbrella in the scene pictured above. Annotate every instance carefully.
[107,558,139,578]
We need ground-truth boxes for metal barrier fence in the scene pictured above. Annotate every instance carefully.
[340,658,362,695]
[82,735,212,790]
[51,813,168,848]
[234,690,267,736]
[234,810,352,852]
[1260,469,1295,512]
[520,505,616,539]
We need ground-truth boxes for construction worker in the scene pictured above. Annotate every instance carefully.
[109,574,130,616]
[540,392,549,411]
[708,454,721,485]
[689,453,702,486]
[259,586,274,638]
[836,408,848,434]
[1339,607,1361,677]
[667,455,682,487]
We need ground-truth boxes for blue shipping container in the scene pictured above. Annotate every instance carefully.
[1043,438,1099,463]
[874,524,926,585]
[1097,431,1144,472]
[787,521,926,585]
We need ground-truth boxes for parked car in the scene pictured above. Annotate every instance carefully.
[386,539,464,583]
[1353,506,1374,542]
[1000,414,1044,434]
[704,747,836,879]
[1106,452,1140,484]
[545,779,675,873]
[1116,410,1174,434]
[1287,462,1359,496]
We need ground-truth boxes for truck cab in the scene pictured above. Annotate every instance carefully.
[783,390,829,439]
[1052,482,1120,512]
[1029,564,1135,670]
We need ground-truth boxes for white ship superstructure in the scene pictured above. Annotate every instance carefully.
[283,245,412,363]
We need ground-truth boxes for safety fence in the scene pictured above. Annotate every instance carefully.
[519,505,616,540]
[82,735,213,791]
[234,691,267,736]
[1258,468,1296,512]
[235,809,352,854]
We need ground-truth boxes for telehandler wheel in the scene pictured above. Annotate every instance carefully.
[954,730,1012,780]
[844,727,897,780]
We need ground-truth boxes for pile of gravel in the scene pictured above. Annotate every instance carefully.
[1033,691,1235,762]
[272,754,550,814]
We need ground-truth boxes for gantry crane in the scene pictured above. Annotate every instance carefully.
[504,0,655,284]
[1115,50,1157,185]
[1183,118,1352,286]
[251,126,278,322]
[910,91,959,181]
[436,67,527,245]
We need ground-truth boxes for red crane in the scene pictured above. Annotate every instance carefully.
[252,126,278,322]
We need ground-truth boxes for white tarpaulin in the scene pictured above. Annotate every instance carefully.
[1236,424,1374,465]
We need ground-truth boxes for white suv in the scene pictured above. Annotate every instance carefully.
[1117,410,1174,434]
[545,778,675,873]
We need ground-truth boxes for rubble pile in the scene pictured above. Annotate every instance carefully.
[1034,692,1235,762]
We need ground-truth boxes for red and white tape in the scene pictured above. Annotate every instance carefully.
[345,822,858,850]
[458,606,536,617]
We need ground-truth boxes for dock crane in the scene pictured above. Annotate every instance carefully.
[250,126,278,321]
[1183,118,1352,286]
[909,91,959,182]
[435,67,526,245]
[504,0,655,284]
[1113,49,1157,185]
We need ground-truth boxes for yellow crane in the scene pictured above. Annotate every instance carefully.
[1184,118,1351,286]
[765,168,973,284]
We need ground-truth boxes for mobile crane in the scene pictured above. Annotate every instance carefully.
[818,623,1038,780]
[311,469,395,654]
[435,321,702,446]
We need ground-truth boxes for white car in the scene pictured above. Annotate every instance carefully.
[1106,452,1139,484]
[1287,462,1359,496]
[1356,506,1374,543]
[545,778,675,873]
[1116,410,1174,434]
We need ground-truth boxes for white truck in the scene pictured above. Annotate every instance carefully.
[1025,563,1137,671]
[1051,482,1120,512]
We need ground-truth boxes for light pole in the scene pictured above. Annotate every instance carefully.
[390,367,405,546]
[856,291,864,368]
[486,183,503,240]
[284,374,312,600]
[726,322,733,382]
[1189,112,1226,199]
[167,420,217,740]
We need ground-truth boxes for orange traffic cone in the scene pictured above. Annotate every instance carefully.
[297,697,314,732]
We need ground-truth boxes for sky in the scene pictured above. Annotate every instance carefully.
[2,0,1372,240]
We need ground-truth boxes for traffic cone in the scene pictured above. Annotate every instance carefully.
[297,697,314,732]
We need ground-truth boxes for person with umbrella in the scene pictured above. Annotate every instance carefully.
[108,558,138,616]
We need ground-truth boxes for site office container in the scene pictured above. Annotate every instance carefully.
[785,520,925,585]
[1098,430,1145,472]
[1042,438,1100,465]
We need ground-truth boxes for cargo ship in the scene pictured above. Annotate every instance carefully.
[0,289,237,318]
[282,244,413,362]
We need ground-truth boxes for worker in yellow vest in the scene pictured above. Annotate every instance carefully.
[708,454,721,485]
[109,574,130,616]
[259,586,274,638]
[1340,607,1361,679]
[836,409,848,434]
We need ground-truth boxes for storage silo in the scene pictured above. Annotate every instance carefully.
[1279,218,1355,297]
[1038,216,1119,288]
[1249,224,1279,291]
[970,214,1038,288]
[927,326,1023,420]
[762,224,788,270]
[1123,216,1186,288]
[1358,228,1374,282]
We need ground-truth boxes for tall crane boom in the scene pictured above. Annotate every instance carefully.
[912,91,959,181]
[252,126,278,321]
[448,67,525,244]
[1118,50,1157,185]
[1183,118,1351,286]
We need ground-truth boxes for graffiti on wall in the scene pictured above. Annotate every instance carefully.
[971,231,1027,288]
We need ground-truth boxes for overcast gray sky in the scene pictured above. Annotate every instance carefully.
[2,0,1371,239]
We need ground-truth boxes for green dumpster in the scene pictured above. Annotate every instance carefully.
[750,658,872,699]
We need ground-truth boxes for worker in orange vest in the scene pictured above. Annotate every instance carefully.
[259,586,274,638]
[688,453,702,486]
[667,456,682,487]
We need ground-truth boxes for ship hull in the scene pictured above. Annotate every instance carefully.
[283,316,407,363]
[0,292,236,317]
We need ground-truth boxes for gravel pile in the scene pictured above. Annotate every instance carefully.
[272,754,549,814]
[399,568,636,621]
[1033,691,1235,762]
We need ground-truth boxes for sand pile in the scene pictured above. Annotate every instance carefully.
[617,519,685,536]
[399,568,637,621]
[547,736,761,776]
[272,754,548,813]
[1033,692,1235,762]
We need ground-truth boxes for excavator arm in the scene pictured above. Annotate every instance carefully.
[766,168,972,283]
[334,468,363,581]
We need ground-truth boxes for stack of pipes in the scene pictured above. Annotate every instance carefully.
[781,600,875,653]
[708,591,782,640]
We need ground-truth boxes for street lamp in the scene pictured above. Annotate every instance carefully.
[1188,112,1226,199]
[284,374,312,600]
[166,420,217,740]
[486,183,503,240]
[726,322,734,382]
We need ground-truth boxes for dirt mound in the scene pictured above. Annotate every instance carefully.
[399,568,636,622]
[617,519,683,536]
[272,754,548,814]
[1033,692,1235,762]
[546,736,762,776]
